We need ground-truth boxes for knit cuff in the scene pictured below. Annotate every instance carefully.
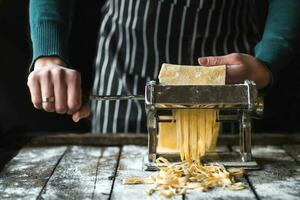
[29,22,70,72]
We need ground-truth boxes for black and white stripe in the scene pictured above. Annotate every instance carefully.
[111,0,126,133]
[178,0,191,64]
[92,0,260,134]
[92,0,113,132]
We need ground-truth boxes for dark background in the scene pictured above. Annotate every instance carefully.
[0,0,299,139]
[0,0,104,136]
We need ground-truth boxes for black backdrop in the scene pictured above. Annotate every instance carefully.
[0,0,103,134]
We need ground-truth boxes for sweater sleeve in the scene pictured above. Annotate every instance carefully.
[29,0,77,72]
[255,0,300,83]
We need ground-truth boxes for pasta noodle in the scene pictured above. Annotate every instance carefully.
[122,157,245,198]
[175,109,220,162]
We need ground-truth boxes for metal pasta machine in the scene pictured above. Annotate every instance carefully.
[144,80,263,170]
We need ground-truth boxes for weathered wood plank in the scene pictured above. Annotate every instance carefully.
[0,146,67,199]
[39,146,120,200]
[28,133,148,146]
[247,146,300,200]
[186,146,256,200]
[283,144,300,163]
[27,133,300,146]
[111,145,183,200]
[93,147,121,199]
[185,184,256,200]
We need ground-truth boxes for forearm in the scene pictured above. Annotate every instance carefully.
[29,0,77,71]
[255,0,300,82]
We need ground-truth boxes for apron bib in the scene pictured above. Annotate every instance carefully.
[92,0,259,133]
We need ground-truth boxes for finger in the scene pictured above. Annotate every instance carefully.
[66,70,81,115]
[198,56,229,66]
[225,64,246,84]
[27,74,42,109]
[53,69,67,114]
[198,53,243,66]
[72,103,91,122]
[40,71,55,112]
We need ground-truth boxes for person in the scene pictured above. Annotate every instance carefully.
[27,0,300,133]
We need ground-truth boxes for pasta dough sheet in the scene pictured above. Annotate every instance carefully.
[158,64,226,162]
[158,63,226,85]
[157,123,178,153]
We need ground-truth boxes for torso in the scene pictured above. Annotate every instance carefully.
[92,0,260,134]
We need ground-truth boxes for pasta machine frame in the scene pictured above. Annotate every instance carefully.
[144,80,263,170]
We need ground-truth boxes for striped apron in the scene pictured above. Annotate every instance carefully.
[92,0,260,134]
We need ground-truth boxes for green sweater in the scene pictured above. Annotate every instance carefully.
[29,0,300,86]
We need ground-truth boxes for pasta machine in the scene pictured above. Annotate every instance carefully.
[144,80,263,170]
[89,79,263,170]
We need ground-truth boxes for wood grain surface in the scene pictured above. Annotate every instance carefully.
[39,146,120,199]
[0,137,300,200]
[247,146,300,200]
[0,146,67,199]
[27,133,300,146]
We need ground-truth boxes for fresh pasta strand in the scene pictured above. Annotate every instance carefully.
[122,157,245,198]
[183,110,190,161]
[175,109,219,162]
[190,111,198,161]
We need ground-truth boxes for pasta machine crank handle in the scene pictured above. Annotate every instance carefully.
[89,95,145,101]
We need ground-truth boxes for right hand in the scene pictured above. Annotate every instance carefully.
[27,56,90,122]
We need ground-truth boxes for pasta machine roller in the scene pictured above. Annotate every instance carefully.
[144,80,263,170]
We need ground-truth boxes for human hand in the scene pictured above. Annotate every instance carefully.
[198,53,271,89]
[27,56,90,122]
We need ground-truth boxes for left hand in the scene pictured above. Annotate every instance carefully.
[198,53,271,89]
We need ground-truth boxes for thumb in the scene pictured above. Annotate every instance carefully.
[198,55,229,66]
[72,102,91,122]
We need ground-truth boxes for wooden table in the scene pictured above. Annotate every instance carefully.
[0,133,300,199]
